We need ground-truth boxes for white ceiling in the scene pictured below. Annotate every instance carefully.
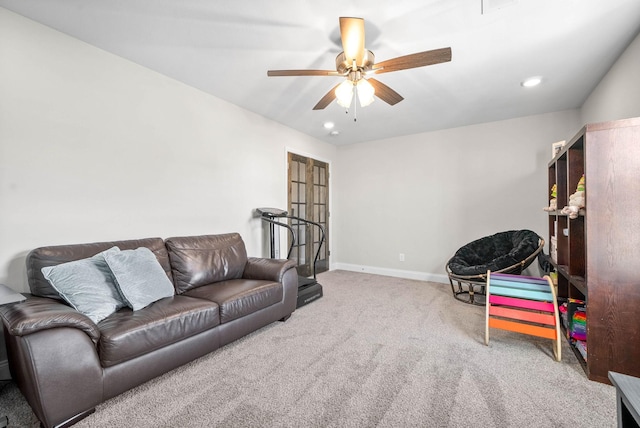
[2,0,640,145]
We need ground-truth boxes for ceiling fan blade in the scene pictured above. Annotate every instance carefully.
[339,17,365,67]
[367,78,404,106]
[268,69,340,77]
[312,83,341,110]
[373,47,452,74]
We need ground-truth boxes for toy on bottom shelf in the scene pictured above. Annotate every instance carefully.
[543,183,558,212]
[571,305,587,361]
[559,301,568,329]
[561,175,585,219]
[570,307,586,341]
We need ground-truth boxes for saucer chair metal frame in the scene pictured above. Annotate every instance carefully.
[446,231,545,305]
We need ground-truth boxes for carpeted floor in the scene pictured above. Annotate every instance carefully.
[1,270,615,427]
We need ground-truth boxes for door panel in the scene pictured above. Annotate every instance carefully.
[288,153,329,277]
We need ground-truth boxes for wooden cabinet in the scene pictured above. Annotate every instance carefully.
[547,117,640,384]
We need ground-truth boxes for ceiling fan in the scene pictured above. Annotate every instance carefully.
[267,17,452,111]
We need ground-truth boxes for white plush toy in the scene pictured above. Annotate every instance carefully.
[561,175,585,219]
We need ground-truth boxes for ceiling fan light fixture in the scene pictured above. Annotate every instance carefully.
[267,17,452,111]
[356,78,375,107]
[335,80,354,108]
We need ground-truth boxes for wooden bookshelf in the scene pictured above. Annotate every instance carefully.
[547,117,640,384]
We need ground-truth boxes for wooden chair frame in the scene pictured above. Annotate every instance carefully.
[485,270,562,362]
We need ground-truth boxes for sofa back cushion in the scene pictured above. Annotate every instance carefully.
[165,233,248,294]
[27,238,172,301]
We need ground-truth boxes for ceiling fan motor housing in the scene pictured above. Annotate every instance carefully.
[336,50,375,75]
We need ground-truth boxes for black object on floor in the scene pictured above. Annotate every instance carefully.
[255,207,325,308]
[609,371,640,428]
[446,229,544,305]
[297,281,323,307]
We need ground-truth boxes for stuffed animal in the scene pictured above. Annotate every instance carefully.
[561,175,585,219]
[543,184,557,212]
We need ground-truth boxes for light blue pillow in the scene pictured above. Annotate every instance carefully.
[41,247,126,324]
[104,247,175,311]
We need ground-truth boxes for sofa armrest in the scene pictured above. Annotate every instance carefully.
[243,257,297,282]
[1,296,100,344]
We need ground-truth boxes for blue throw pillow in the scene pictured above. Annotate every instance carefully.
[41,247,126,324]
[104,247,175,311]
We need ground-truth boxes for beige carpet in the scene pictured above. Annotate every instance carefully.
[1,270,615,427]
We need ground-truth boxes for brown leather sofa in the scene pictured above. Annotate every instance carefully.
[0,233,297,428]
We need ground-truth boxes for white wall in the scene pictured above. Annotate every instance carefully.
[332,110,581,282]
[2,7,638,294]
[332,29,640,284]
[580,31,640,124]
[0,8,337,292]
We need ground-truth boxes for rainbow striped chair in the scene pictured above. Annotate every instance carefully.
[485,271,562,361]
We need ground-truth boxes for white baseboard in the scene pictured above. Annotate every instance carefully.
[331,263,449,284]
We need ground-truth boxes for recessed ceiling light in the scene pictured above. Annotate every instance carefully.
[323,122,335,129]
[330,130,340,137]
[521,77,542,88]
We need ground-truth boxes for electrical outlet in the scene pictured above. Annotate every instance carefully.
[399,253,405,262]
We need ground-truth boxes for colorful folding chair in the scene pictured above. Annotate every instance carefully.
[485,271,562,361]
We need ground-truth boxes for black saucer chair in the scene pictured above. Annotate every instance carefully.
[446,230,544,305]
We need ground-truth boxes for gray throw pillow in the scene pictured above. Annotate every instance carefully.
[104,247,175,311]
[41,246,126,324]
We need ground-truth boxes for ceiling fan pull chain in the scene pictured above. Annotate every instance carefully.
[354,93,358,122]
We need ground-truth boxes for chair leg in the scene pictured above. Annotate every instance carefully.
[553,333,562,361]
[52,407,95,428]
[448,278,458,295]
[485,278,490,346]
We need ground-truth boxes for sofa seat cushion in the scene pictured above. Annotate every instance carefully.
[183,279,282,324]
[97,295,220,367]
